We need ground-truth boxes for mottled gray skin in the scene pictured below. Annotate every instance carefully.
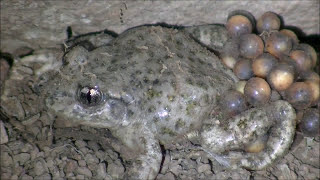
[6,26,296,179]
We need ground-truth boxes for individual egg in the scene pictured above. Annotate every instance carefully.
[226,15,253,37]
[305,80,320,105]
[280,29,299,44]
[244,77,271,107]
[299,108,319,137]
[227,10,256,28]
[295,43,318,68]
[278,55,299,74]
[235,81,247,94]
[252,53,278,78]
[245,135,268,153]
[233,59,254,80]
[239,34,264,59]
[285,82,313,110]
[221,54,238,69]
[290,50,313,73]
[267,63,295,91]
[256,12,281,34]
[219,89,248,116]
[266,32,293,58]
[299,71,320,81]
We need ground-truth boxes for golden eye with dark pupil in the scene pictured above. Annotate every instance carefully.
[78,86,103,106]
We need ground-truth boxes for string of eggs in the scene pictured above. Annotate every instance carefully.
[218,10,319,138]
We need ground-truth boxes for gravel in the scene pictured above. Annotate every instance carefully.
[1,1,319,179]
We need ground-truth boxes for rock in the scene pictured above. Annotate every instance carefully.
[13,46,34,57]
[275,164,297,180]
[78,160,86,167]
[14,153,30,165]
[180,159,197,170]
[20,174,33,180]
[39,112,54,126]
[94,150,105,161]
[34,173,51,180]
[87,141,100,151]
[21,113,40,126]
[75,140,87,149]
[79,147,89,154]
[168,161,182,176]
[1,97,25,120]
[76,167,92,178]
[215,169,251,180]
[7,140,24,152]
[1,152,13,167]
[157,172,175,180]
[96,163,107,179]
[45,158,55,170]
[65,172,74,178]
[160,153,171,174]
[197,164,211,173]
[1,172,12,180]
[34,159,48,176]
[11,174,18,180]
[107,162,125,179]
[64,160,78,173]
[0,58,10,85]
[84,153,99,164]
[30,146,40,160]
[0,120,8,144]
[21,142,34,153]
[75,174,85,180]
[26,126,40,137]
[292,138,320,168]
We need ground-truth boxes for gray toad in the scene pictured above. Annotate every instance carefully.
[1,26,296,179]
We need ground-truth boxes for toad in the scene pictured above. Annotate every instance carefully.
[1,25,296,179]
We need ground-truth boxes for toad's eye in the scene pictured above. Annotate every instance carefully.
[77,86,103,106]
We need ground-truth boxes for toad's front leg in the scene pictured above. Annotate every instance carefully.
[200,100,296,170]
[113,124,162,180]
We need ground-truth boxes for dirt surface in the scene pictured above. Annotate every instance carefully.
[1,1,320,180]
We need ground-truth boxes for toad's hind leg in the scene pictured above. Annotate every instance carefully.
[229,100,296,170]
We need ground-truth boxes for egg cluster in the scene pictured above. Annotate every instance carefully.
[220,10,319,137]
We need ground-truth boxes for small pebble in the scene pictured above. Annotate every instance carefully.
[96,163,107,179]
[107,163,125,179]
[1,152,13,167]
[75,140,87,149]
[76,167,92,178]
[20,174,33,180]
[85,153,99,164]
[78,160,87,167]
[160,153,171,174]
[197,164,211,173]
[158,172,175,180]
[14,153,31,165]
[168,161,182,176]
[11,175,18,180]
[0,120,8,144]
[34,173,51,180]
[34,160,47,176]
[64,160,78,174]
[75,174,85,180]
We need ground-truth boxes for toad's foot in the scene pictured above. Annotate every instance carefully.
[200,100,296,170]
